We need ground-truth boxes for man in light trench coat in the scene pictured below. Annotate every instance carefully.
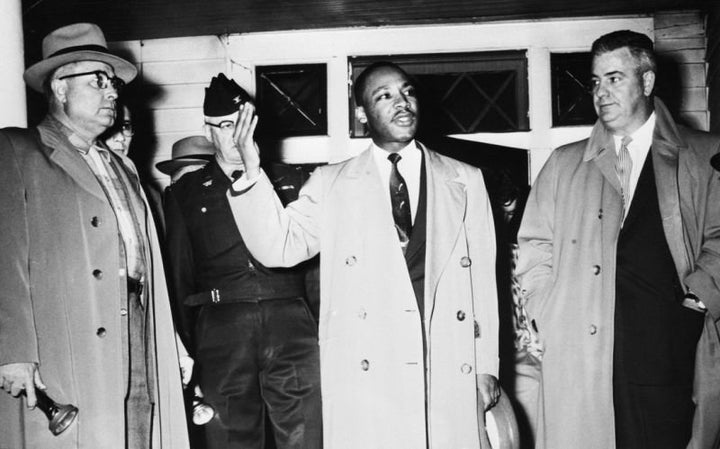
[517,30,720,449]
[0,23,190,449]
[225,61,501,448]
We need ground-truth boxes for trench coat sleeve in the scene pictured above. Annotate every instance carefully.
[163,186,198,349]
[227,169,321,268]
[683,139,720,320]
[0,131,39,365]
[516,150,559,320]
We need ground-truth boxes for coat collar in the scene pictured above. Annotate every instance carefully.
[38,115,108,202]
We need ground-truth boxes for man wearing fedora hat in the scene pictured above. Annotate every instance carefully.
[0,23,189,448]
[157,135,216,184]
[162,73,322,449]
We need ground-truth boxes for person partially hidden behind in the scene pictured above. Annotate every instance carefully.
[163,73,322,449]
[517,30,720,449]
[0,23,189,448]
[227,61,500,449]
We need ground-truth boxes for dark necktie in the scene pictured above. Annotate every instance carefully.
[231,169,244,181]
[388,153,412,252]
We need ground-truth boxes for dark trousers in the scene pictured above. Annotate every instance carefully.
[195,297,322,449]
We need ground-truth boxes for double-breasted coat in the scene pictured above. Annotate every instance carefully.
[228,144,499,449]
[0,117,189,449]
[516,98,720,449]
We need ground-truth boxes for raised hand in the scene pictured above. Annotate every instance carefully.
[232,102,261,179]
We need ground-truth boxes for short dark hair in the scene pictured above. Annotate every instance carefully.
[591,30,657,75]
[353,61,409,107]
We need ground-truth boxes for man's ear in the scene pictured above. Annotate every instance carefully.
[51,79,68,103]
[203,123,213,142]
[642,71,655,97]
[356,106,368,124]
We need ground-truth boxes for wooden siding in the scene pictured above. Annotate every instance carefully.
[654,11,709,131]
[108,36,226,184]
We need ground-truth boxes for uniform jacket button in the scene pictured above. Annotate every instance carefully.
[456,310,466,321]
[345,256,357,266]
[120,308,128,316]
[92,269,103,279]
[91,216,101,227]
[96,327,107,337]
[460,256,472,268]
[360,359,370,371]
[589,324,598,335]
[200,206,207,213]
[592,265,601,275]
[460,363,472,374]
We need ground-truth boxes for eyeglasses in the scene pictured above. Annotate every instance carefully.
[205,120,236,131]
[120,121,134,137]
[58,70,125,92]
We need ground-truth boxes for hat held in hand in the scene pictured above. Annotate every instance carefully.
[203,73,251,117]
[24,23,137,93]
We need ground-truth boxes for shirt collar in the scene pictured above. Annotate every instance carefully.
[371,139,419,161]
[48,113,96,153]
[613,112,656,154]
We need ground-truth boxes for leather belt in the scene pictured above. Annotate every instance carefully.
[127,277,144,297]
[184,288,303,307]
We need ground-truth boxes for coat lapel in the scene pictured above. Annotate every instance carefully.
[38,119,107,202]
[651,98,693,278]
[424,145,466,318]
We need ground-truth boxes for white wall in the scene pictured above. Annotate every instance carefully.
[113,16,654,184]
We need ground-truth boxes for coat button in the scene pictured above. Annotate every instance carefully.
[460,363,472,374]
[200,207,207,213]
[120,308,128,316]
[589,324,597,335]
[345,256,357,266]
[592,265,601,275]
[96,327,107,337]
[92,269,103,279]
[360,359,370,371]
[460,257,472,268]
[457,310,466,321]
[91,216,101,227]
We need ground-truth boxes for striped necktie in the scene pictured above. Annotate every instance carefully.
[616,135,633,218]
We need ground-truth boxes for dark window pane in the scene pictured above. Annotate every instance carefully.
[255,64,327,138]
[551,53,596,126]
[349,51,529,138]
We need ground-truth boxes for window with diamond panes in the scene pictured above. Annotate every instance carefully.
[349,52,529,138]
[551,52,597,126]
[255,64,327,138]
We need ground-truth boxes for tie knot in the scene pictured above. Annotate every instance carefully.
[388,153,402,165]
[621,135,632,148]
[231,170,244,181]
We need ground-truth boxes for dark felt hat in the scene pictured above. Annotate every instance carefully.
[24,23,137,93]
[156,136,215,175]
[712,153,720,172]
[203,73,251,117]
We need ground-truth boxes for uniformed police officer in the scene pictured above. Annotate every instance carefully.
[163,73,322,449]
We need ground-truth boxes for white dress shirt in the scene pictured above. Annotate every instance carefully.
[612,112,656,216]
[371,140,422,225]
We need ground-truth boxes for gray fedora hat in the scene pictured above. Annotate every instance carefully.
[156,136,216,175]
[23,23,137,93]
